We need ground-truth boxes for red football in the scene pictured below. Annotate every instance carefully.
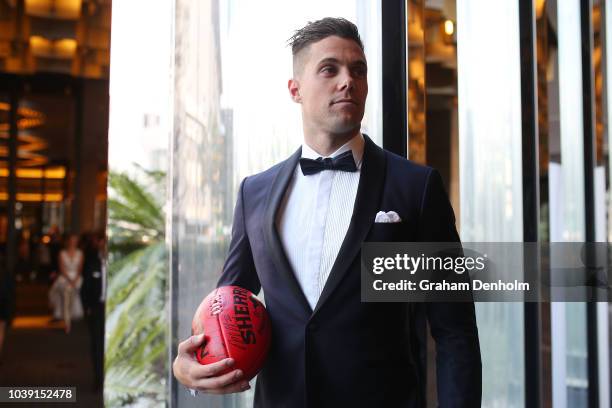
[192,286,271,380]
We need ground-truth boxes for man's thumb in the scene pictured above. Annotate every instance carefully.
[191,333,205,347]
[179,333,206,355]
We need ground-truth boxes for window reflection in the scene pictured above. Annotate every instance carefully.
[171,1,381,406]
[0,94,8,256]
[549,0,588,406]
[457,1,525,406]
[107,0,172,404]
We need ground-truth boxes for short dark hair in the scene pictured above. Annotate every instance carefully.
[288,17,364,59]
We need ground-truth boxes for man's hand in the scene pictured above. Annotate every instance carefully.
[172,333,251,394]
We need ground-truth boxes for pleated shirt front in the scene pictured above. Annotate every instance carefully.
[276,134,364,310]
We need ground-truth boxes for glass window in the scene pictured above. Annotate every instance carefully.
[170,1,382,406]
[549,0,588,406]
[457,1,525,406]
[106,0,172,405]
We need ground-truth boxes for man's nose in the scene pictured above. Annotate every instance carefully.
[338,69,355,91]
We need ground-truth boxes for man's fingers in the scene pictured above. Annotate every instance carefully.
[201,381,251,395]
[193,369,250,394]
[174,336,242,394]
[191,358,235,378]
[177,334,206,355]
[195,368,242,389]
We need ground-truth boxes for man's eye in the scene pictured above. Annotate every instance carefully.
[320,66,336,74]
[353,67,367,76]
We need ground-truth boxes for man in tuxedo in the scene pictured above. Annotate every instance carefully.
[173,17,481,407]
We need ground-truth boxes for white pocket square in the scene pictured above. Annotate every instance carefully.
[375,211,402,223]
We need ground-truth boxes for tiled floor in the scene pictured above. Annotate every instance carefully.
[0,281,103,408]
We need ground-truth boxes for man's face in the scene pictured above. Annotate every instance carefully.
[289,36,368,135]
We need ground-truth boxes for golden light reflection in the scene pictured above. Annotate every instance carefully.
[0,103,45,118]
[0,167,66,179]
[17,133,47,151]
[15,106,45,119]
[0,104,46,129]
[444,20,455,36]
[29,36,78,59]
[18,117,45,129]
[0,192,63,202]
[0,147,48,166]
[536,0,546,19]
[0,103,49,165]
[0,103,47,132]
[29,35,49,48]
[0,120,45,132]
[55,38,78,58]
[25,0,82,20]
[12,315,66,329]
[407,0,426,164]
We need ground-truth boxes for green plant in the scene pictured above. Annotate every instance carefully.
[104,167,167,407]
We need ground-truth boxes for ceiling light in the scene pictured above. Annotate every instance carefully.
[25,0,82,20]
[444,19,455,36]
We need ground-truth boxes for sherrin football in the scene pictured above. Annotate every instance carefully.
[192,286,271,381]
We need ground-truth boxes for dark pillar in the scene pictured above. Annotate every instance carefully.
[381,0,408,157]
[71,80,83,234]
[519,1,543,407]
[580,1,599,407]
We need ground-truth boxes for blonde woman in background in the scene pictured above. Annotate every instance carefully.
[49,234,84,333]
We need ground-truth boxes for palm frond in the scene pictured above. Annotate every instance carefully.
[109,171,163,225]
[105,167,168,406]
[104,365,164,407]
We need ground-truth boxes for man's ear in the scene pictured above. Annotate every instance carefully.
[288,79,301,103]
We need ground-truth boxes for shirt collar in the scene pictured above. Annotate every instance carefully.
[301,133,365,169]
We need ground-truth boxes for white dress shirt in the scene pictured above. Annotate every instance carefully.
[276,133,364,310]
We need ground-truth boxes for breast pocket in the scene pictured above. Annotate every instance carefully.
[366,222,405,242]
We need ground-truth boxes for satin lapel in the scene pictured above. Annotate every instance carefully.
[312,135,386,316]
[263,147,313,316]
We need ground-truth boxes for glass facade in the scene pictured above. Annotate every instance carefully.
[456,1,525,407]
[106,0,172,405]
[170,1,382,406]
[550,1,588,406]
[104,0,612,405]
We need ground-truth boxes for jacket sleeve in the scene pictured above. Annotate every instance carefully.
[417,168,482,408]
[216,177,261,295]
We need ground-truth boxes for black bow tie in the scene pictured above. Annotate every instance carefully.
[299,150,358,176]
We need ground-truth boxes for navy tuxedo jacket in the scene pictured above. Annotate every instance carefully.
[218,135,481,407]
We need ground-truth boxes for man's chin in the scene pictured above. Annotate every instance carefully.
[334,120,362,133]
[326,115,363,133]
[327,125,361,137]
